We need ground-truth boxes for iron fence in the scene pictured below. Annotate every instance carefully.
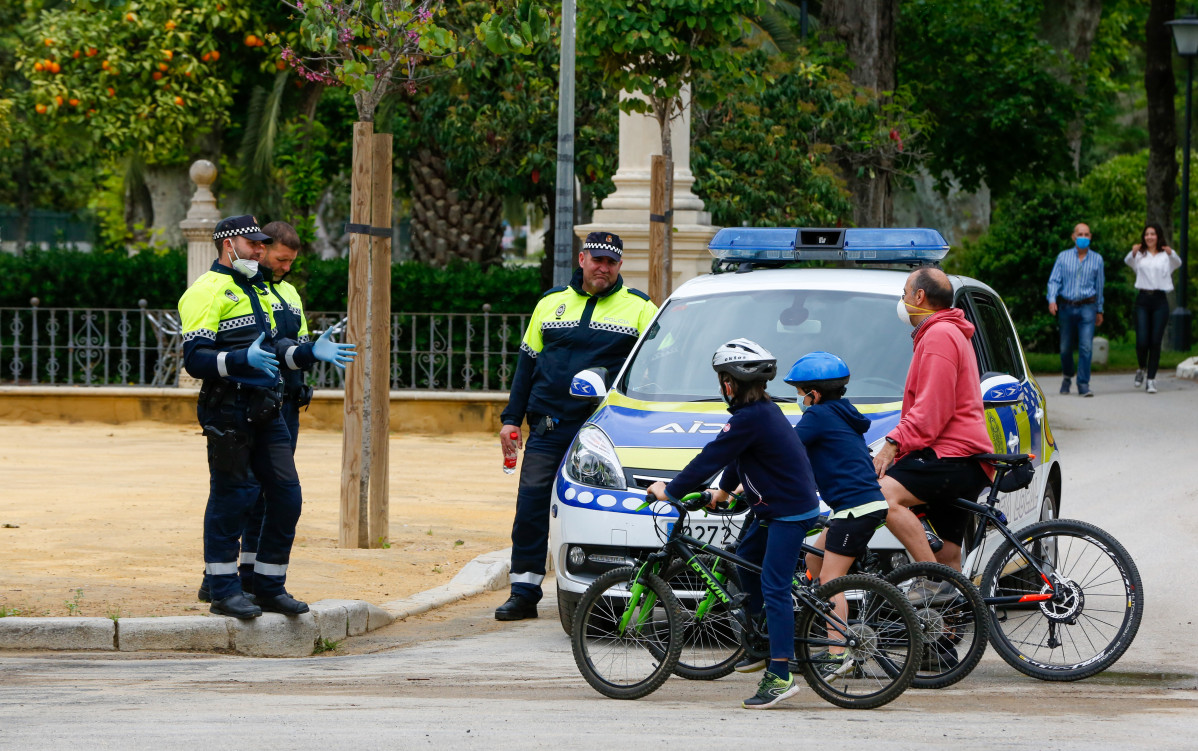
[0,302,528,391]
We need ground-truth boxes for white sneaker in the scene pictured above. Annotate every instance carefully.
[1134,369,1145,388]
[1146,380,1158,394]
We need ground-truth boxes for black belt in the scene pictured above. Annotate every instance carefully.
[1058,296,1097,306]
[1137,289,1168,295]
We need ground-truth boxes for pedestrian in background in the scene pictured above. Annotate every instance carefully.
[1047,222,1104,397]
[1125,223,1181,394]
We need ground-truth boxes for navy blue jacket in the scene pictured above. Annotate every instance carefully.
[665,398,819,521]
[794,399,884,511]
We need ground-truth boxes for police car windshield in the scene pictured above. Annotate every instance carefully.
[619,288,913,404]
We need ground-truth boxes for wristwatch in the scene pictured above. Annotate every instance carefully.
[884,436,898,447]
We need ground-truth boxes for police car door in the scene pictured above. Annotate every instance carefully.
[957,288,1041,559]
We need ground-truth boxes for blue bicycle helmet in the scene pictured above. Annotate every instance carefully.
[784,351,850,390]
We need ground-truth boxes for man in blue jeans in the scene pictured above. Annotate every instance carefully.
[1047,222,1105,397]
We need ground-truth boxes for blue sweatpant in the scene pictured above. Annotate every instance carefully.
[736,516,816,661]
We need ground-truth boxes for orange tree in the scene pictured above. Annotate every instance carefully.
[11,1,293,163]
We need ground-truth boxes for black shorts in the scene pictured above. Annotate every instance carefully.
[886,449,990,545]
[823,508,888,557]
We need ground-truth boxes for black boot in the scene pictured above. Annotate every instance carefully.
[197,578,211,603]
[495,594,538,621]
[210,593,262,619]
[256,592,309,615]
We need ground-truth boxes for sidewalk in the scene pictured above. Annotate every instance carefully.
[0,420,519,653]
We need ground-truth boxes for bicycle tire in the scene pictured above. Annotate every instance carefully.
[795,574,922,710]
[981,519,1143,682]
[661,555,746,680]
[885,562,989,689]
[571,566,685,699]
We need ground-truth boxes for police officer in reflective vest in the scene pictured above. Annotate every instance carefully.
[179,215,355,619]
[495,232,658,620]
[194,220,355,603]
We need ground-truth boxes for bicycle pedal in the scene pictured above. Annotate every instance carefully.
[728,593,750,610]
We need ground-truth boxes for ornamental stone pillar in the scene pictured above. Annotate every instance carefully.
[180,160,221,286]
[575,88,719,293]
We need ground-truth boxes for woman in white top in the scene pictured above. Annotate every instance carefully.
[1125,223,1182,393]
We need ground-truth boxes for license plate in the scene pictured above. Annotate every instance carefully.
[664,521,737,545]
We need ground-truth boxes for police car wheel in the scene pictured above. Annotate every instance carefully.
[557,588,581,635]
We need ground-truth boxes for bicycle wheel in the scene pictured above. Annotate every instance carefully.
[981,519,1143,681]
[661,555,746,680]
[571,566,685,699]
[795,574,922,709]
[885,562,989,689]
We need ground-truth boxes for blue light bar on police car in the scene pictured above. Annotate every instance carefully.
[708,227,950,264]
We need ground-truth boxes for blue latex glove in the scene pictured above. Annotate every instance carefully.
[246,332,279,378]
[312,327,358,370]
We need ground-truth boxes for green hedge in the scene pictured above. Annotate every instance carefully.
[0,247,545,313]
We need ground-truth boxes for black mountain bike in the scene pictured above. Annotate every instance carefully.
[657,451,1142,687]
[569,494,924,709]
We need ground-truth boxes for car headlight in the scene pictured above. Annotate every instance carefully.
[565,425,627,490]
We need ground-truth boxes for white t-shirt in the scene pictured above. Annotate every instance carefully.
[1124,249,1182,291]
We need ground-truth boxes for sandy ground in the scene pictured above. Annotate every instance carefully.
[0,421,518,618]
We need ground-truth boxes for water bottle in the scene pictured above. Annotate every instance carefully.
[502,430,519,474]
[915,511,944,553]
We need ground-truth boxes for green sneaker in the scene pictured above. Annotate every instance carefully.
[742,671,799,709]
[812,650,855,682]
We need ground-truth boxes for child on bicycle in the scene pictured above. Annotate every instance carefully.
[647,338,820,710]
[785,352,888,678]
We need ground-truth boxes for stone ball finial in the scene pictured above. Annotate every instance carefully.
[190,159,217,188]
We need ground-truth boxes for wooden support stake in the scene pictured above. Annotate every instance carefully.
[368,132,393,548]
[340,121,373,548]
[648,155,674,306]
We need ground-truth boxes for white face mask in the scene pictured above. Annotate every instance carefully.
[897,296,913,327]
[228,242,260,278]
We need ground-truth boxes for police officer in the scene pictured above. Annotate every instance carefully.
[179,215,353,619]
[195,220,355,602]
[495,232,658,620]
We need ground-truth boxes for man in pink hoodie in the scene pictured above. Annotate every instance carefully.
[872,267,995,574]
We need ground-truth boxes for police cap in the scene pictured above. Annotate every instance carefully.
[213,215,274,244]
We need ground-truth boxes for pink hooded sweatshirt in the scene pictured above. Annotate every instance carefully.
[887,308,995,476]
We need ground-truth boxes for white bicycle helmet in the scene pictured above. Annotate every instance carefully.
[712,338,778,382]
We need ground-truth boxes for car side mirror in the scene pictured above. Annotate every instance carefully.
[981,373,1022,408]
[570,367,608,404]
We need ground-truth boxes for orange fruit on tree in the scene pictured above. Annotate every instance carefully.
[49,62,61,74]
[44,38,54,47]
[33,62,44,72]
[201,52,211,62]
[107,87,115,97]
[86,48,97,57]
[152,71,162,80]
[210,50,220,61]
[165,21,177,31]
[174,96,184,106]
[68,98,79,106]
[55,96,63,106]
[162,50,173,61]
[276,59,286,71]
[126,12,135,21]
[244,35,258,47]
[35,103,48,114]
[101,60,110,70]
[159,62,169,72]
[72,50,81,59]
[184,70,192,77]
[163,83,170,90]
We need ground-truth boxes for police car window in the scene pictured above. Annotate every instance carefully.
[968,291,1025,380]
[619,288,913,404]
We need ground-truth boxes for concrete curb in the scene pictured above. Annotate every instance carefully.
[1177,356,1198,381]
[0,549,511,656]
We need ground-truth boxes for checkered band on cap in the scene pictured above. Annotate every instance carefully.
[583,231,623,257]
[212,224,264,241]
[584,241,622,255]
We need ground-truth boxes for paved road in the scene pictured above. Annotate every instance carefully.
[1,373,1196,749]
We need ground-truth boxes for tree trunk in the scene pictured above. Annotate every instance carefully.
[143,165,192,248]
[408,149,504,268]
[822,0,897,227]
[1039,0,1104,173]
[1146,0,1178,240]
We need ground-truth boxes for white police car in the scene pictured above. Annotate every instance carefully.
[549,227,1062,630]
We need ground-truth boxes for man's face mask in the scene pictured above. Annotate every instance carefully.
[897,293,936,326]
[228,241,260,278]
[1075,236,1091,250]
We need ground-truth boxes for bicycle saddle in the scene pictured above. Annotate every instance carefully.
[972,452,1032,465]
